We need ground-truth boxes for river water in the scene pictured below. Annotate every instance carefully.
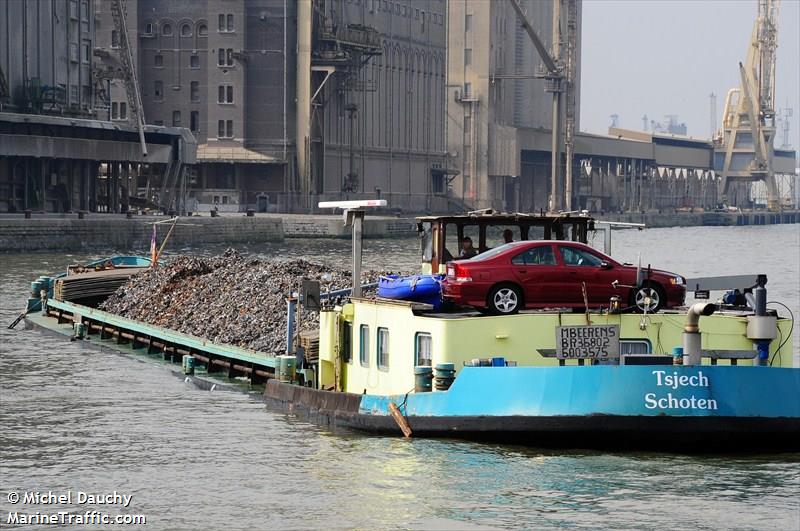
[1,225,798,530]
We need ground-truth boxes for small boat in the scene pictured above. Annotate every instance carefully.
[378,274,444,310]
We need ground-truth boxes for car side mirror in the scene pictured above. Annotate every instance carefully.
[600,261,612,269]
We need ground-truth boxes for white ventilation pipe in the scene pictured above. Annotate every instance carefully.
[683,303,717,365]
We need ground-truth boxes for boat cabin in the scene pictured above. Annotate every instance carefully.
[317,299,794,395]
[417,212,595,274]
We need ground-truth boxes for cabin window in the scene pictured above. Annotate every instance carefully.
[359,325,370,367]
[486,225,520,247]
[377,328,389,370]
[443,222,459,262]
[620,339,652,355]
[420,222,433,262]
[415,332,432,366]
[342,321,352,363]
[462,225,480,253]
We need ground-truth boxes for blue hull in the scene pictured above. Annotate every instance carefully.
[264,366,800,450]
[361,366,800,418]
[378,275,444,310]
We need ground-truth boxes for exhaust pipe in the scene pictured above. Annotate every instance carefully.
[683,303,716,365]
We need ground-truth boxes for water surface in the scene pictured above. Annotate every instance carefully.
[1,225,798,529]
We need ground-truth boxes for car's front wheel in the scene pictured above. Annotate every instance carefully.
[487,284,522,315]
[632,283,665,313]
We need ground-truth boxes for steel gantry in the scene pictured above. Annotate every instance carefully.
[716,0,782,210]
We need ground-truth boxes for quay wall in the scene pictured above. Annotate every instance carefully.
[280,215,417,238]
[596,210,800,228]
[0,216,284,252]
[1,211,797,252]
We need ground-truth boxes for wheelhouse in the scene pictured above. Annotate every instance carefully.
[416,212,595,274]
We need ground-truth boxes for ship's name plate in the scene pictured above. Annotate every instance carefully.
[555,325,620,359]
[645,370,718,410]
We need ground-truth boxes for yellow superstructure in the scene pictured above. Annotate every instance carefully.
[316,298,794,396]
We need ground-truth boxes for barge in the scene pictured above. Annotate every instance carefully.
[19,206,800,451]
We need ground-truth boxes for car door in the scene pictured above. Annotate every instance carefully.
[556,244,605,305]
[589,250,624,303]
[510,244,560,307]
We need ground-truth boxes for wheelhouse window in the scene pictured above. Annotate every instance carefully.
[512,246,556,266]
[359,325,370,367]
[377,328,389,370]
[558,246,603,267]
[415,332,432,367]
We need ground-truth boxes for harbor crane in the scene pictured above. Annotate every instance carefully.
[508,0,578,213]
[717,0,781,210]
[100,0,147,158]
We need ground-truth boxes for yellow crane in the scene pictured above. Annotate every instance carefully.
[717,0,781,210]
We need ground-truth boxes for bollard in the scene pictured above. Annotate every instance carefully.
[182,355,195,375]
[73,322,86,340]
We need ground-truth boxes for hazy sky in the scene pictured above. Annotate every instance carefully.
[580,0,800,150]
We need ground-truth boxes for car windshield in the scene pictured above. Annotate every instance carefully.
[466,243,515,262]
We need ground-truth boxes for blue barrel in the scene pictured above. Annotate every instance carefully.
[40,277,52,297]
[491,357,506,367]
[414,366,433,392]
[433,363,456,391]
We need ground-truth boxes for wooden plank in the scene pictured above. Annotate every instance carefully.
[388,402,412,438]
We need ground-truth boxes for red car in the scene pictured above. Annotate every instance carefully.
[442,241,685,314]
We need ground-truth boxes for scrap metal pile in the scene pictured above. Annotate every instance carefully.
[100,250,384,354]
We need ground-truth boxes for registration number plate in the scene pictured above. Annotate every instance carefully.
[555,325,620,359]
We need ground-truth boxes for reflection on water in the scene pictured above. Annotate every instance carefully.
[1,225,799,529]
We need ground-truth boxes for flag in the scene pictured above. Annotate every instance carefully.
[150,225,158,266]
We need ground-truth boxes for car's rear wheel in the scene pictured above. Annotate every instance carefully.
[487,284,522,315]
[632,282,665,313]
